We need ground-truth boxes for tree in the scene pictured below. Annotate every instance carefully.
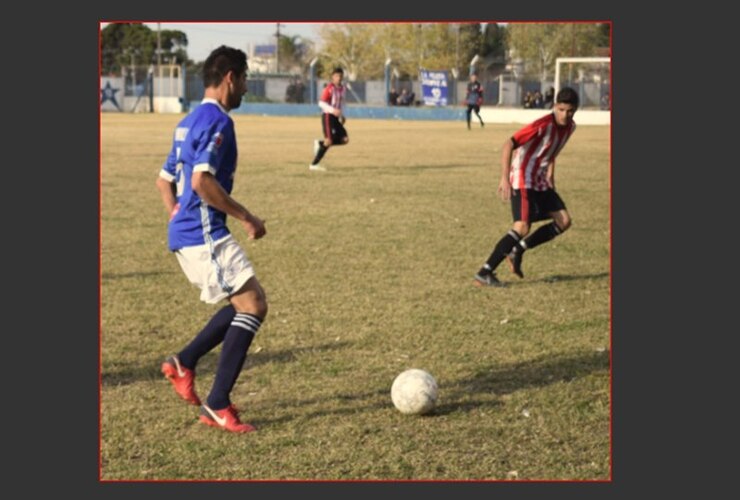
[101,23,189,74]
[277,34,313,74]
[482,23,506,61]
[317,23,480,80]
[159,29,190,65]
[506,23,603,85]
[458,23,482,78]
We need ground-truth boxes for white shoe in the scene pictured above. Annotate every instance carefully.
[309,164,326,172]
[313,139,321,156]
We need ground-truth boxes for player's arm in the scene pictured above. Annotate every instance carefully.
[546,160,555,189]
[477,86,484,105]
[156,147,179,218]
[191,171,266,240]
[497,138,515,201]
[156,176,177,216]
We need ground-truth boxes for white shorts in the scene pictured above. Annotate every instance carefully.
[175,234,256,304]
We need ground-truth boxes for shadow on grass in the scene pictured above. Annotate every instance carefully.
[102,270,177,280]
[504,271,609,287]
[101,341,352,387]
[255,349,610,424]
[435,349,610,415]
[335,164,474,174]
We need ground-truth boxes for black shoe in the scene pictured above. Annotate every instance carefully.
[473,271,505,287]
[506,248,524,279]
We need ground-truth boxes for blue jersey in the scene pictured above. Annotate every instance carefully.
[159,99,238,251]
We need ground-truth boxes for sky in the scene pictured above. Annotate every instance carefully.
[101,22,322,63]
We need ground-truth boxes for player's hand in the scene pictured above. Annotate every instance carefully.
[477,98,483,106]
[339,115,346,125]
[333,109,342,117]
[546,176,555,189]
[169,202,180,221]
[498,178,512,201]
[242,215,266,240]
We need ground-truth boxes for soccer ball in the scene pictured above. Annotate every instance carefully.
[391,368,438,415]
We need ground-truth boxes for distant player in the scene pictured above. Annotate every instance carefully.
[155,46,267,433]
[465,73,485,130]
[309,67,349,172]
[473,87,579,287]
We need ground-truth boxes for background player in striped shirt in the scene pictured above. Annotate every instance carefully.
[465,73,485,130]
[309,67,349,171]
[155,46,267,433]
[474,87,579,287]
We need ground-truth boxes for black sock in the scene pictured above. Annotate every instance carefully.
[480,230,521,273]
[524,222,562,249]
[178,305,235,370]
[206,313,262,410]
[312,143,328,165]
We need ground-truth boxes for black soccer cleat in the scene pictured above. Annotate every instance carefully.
[506,248,524,279]
[473,271,505,288]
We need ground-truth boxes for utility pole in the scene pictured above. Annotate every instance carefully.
[157,23,162,69]
[275,22,284,73]
[156,23,162,102]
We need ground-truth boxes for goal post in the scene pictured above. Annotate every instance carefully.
[555,57,611,110]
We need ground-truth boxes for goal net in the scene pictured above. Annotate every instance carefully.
[554,57,610,110]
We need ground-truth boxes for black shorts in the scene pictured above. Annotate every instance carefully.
[321,113,348,144]
[511,189,567,223]
[466,104,480,114]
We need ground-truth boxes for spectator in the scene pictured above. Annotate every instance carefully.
[389,87,399,106]
[397,88,412,106]
[544,86,555,109]
[533,91,544,109]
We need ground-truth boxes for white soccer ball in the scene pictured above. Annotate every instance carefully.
[391,368,438,415]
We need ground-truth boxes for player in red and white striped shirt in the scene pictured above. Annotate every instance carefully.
[309,67,349,171]
[474,87,579,287]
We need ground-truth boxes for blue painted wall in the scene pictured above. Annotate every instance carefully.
[189,101,468,121]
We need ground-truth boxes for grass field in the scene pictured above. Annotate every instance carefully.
[101,113,610,480]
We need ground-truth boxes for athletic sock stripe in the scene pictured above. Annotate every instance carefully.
[230,320,259,333]
[552,223,562,234]
[507,230,521,240]
[234,313,262,327]
[231,314,262,332]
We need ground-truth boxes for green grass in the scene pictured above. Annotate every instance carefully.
[101,113,610,480]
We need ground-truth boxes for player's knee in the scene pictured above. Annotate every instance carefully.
[342,137,349,145]
[556,213,572,232]
[513,222,530,237]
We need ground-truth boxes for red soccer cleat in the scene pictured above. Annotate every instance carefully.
[161,356,201,406]
[199,404,257,433]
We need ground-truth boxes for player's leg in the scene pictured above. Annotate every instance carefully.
[335,121,349,146]
[510,192,570,277]
[475,105,484,127]
[522,209,570,248]
[311,114,332,169]
[466,105,473,129]
[199,276,266,433]
[474,189,531,287]
[162,244,240,406]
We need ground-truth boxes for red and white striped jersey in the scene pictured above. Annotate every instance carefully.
[510,113,576,191]
[319,83,345,114]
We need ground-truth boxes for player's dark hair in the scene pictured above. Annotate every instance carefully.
[203,46,248,88]
[332,67,344,75]
[556,87,580,108]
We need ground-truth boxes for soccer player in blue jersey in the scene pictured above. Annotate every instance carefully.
[155,46,266,433]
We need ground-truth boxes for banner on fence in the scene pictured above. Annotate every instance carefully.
[420,70,449,106]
